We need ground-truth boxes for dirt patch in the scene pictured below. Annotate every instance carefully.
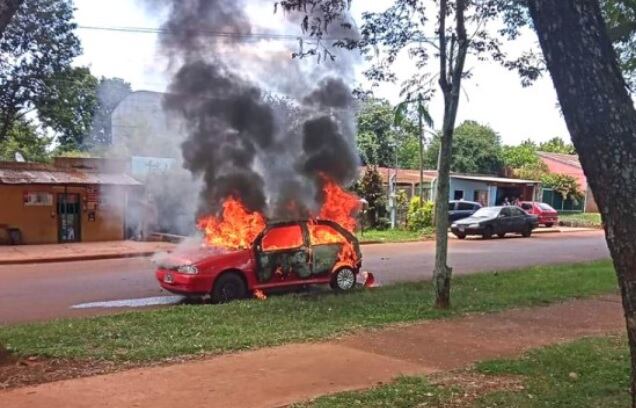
[429,369,525,407]
[0,345,15,367]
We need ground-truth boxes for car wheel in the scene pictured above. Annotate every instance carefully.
[330,268,356,293]
[482,226,493,240]
[545,223,554,228]
[455,232,466,239]
[211,272,247,304]
[498,232,506,238]
[522,226,533,238]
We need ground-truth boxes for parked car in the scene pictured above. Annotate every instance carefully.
[155,220,362,303]
[519,201,559,227]
[449,200,482,222]
[450,206,539,239]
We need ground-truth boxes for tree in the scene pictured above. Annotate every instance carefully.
[37,66,98,151]
[426,121,504,175]
[502,139,540,169]
[355,166,386,228]
[88,77,132,146]
[0,0,81,142]
[541,173,584,202]
[0,118,51,162]
[394,93,434,203]
[602,0,636,88]
[524,0,636,404]
[538,136,576,154]
[0,0,23,37]
[356,99,399,167]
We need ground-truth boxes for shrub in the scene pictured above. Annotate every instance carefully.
[407,198,434,231]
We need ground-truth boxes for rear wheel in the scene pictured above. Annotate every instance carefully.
[522,226,533,238]
[482,226,493,240]
[498,232,506,238]
[330,268,356,293]
[454,232,466,239]
[211,272,247,304]
[545,223,554,228]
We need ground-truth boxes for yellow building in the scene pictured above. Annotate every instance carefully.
[0,157,142,245]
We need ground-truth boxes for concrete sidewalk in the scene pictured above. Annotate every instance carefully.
[0,295,623,408]
[0,241,176,265]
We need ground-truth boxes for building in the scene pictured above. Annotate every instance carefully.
[361,166,541,206]
[0,158,142,245]
[537,152,598,212]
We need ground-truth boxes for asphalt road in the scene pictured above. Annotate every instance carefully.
[0,231,610,325]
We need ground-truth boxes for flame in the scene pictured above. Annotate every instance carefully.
[253,289,267,300]
[197,181,360,251]
[336,240,358,267]
[319,181,360,232]
[197,197,266,250]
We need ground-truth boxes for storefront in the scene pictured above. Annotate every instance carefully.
[0,158,142,245]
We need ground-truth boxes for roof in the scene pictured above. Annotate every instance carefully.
[0,161,142,187]
[537,151,587,189]
[537,151,582,169]
[450,174,540,185]
[359,166,436,185]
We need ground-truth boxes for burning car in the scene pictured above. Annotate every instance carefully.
[156,219,362,303]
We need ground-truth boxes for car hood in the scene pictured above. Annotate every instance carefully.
[454,216,495,225]
[154,246,247,268]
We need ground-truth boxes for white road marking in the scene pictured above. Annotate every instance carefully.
[71,296,185,309]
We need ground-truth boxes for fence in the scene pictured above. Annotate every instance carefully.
[541,188,584,213]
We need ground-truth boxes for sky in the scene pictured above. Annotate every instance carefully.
[73,0,571,146]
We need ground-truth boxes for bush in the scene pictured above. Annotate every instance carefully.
[375,217,392,231]
[407,198,434,231]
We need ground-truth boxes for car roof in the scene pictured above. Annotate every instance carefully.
[450,200,481,205]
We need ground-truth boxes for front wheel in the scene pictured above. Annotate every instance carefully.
[211,272,247,304]
[545,223,554,228]
[454,232,466,239]
[331,268,356,293]
[482,226,493,240]
[522,226,533,238]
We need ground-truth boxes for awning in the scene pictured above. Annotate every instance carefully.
[0,168,142,187]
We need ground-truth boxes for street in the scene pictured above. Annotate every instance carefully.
[0,231,609,325]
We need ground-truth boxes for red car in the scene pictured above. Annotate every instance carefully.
[156,220,363,303]
[519,202,559,227]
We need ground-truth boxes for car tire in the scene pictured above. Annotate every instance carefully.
[498,232,506,238]
[522,226,533,238]
[545,223,554,228]
[211,272,247,304]
[482,226,493,240]
[330,268,356,293]
[455,232,466,239]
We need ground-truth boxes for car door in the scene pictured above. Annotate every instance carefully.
[255,223,311,283]
[497,207,513,233]
[307,222,348,276]
[509,207,527,232]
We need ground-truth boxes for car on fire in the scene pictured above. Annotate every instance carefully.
[450,206,539,239]
[155,219,363,303]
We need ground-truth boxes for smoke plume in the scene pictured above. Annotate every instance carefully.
[152,0,361,221]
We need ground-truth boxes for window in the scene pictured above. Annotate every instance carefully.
[511,207,526,216]
[473,190,488,205]
[521,203,533,211]
[539,203,556,211]
[308,224,345,245]
[457,202,474,211]
[453,190,464,200]
[261,225,303,252]
[500,207,512,217]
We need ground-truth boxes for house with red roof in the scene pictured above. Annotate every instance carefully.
[537,152,598,212]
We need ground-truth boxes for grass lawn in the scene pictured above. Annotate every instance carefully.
[0,260,616,362]
[559,212,603,229]
[357,227,433,243]
[296,335,629,407]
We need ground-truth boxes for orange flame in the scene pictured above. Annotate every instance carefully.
[197,197,266,250]
[197,181,360,251]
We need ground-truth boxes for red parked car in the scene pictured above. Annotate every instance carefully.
[519,202,559,227]
[155,220,363,303]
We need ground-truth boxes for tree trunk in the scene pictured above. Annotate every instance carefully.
[527,0,636,405]
[0,0,22,37]
[418,102,424,205]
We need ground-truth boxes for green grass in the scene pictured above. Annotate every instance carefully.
[357,227,433,243]
[559,212,603,229]
[0,260,616,362]
[295,335,629,408]
[474,336,629,407]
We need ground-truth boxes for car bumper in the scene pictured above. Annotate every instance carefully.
[451,226,483,236]
[538,215,558,225]
[156,268,212,295]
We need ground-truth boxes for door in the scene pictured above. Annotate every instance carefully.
[58,193,81,242]
[255,223,311,283]
[509,207,528,232]
[308,223,347,276]
[497,207,513,233]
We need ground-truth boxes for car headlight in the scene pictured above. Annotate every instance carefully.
[469,223,481,228]
[176,265,199,275]
[451,223,457,228]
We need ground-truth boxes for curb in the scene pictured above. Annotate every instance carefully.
[0,251,158,266]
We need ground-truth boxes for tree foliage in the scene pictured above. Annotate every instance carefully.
[538,136,576,154]
[354,166,386,228]
[0,0,81,143]
[0,118,51,162]
[502,139,540,169]
[426,121,504,174]
[541,173,584,202]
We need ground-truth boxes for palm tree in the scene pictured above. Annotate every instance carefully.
[394,93,434,204]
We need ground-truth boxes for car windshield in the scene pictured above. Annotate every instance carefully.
[539,203,555,211]
[471,207,501,218]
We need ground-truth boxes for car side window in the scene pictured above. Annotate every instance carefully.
[308,224,346,245]
[521,203,532,211]
[457,202,474,211]
[448,202,456,211]
[500,207,512,217]
[261,225,304,252]
[511,207,525,216]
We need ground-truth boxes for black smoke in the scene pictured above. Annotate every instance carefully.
[153,0,360,220]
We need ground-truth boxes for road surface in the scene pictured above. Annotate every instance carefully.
[0,231,609,325]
